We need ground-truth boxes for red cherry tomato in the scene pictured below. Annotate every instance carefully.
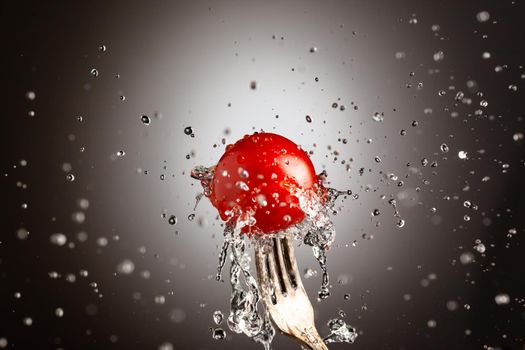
[209,132,320,234]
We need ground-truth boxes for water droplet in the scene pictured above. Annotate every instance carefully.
[474,242,485,253]
[169,308,186,323]
[458,151,468,160]
[372,112,384,122]
[513,132,524,141]
[303,268,318,279]
[213,310,224,325]
[184,126,193,136]
[318,288,330,300]
[440,143,449,153]
[168,215,178,225]
[494,293,510,305]
[90,68,99,77]
[397,219,405,228]
[26,91,36,100]
[238,168,249,178]
[256,194,267,207]
[50,233,67,246]
[460,252,474,264]
[98,44,106,52]
[249,81,257,90]
[306,115,312,123]
[158,342,174,350]
[476,10,490,23]
[372,209,380,216]
[444,300,458,312]
[235,181,249,191]
[188,214,195,221]
[323,318,358,344]
[141,115,151,125]
[66,173,75,182]
[116,259,135,274]
[55,308,64,317]
[395,51,406,59]
[212,328,226,340]
[433,51,445,62]
[16,228,30,240]
[117,150,125,157]
[309,47,317,53]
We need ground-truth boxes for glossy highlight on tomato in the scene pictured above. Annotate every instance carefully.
[209,132,320,234]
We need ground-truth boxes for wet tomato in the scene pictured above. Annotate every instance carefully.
[209,132,319,234]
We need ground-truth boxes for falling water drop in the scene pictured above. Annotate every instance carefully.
[141,115,151,125]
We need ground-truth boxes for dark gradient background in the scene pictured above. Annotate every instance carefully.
[2,0,525,349]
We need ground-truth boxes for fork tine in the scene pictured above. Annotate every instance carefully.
[266,241,285,297]
[255,239,281,304]
[255,241,271,300]
[274,237,295,293]
[281,236,302,289]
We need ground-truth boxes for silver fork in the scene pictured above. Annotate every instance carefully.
[255,236,328,350]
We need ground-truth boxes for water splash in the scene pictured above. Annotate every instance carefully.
[190,165,214,197]
[192,165,355,348]
[225,224,275,350]
[322,317,358,344]
[294,186,350,299]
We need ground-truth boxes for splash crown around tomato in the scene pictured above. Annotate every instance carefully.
[204,132,322,234]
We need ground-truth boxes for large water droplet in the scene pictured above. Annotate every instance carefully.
[213,310,223,325]
[168,215,178,225]
[141,115,151,125]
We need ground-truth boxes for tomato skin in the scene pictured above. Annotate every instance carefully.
[209,132,318,234]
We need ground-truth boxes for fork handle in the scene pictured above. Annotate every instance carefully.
[307,341,329,350]
[299,327,329,350]
[313,343,329,350]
